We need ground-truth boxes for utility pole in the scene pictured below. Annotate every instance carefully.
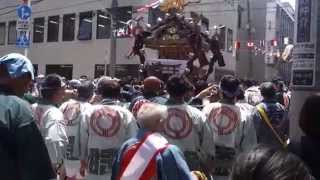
[109,0,118,77]
[246,0,253,79]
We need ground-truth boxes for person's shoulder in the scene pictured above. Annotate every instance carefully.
[160,144,186,162]
[7,95,31,107]
[186,104,205,118]
[131,95,145,104]
[5,95,34,116]
[187,104,201,112]
[275,102,286,111]
[111,104,133,114]
[203,102,220,110]
[152,96,168,104]
[60,99,77,106]
[46,105,64,119]
[165,144,182,152]
[2,95,35,126]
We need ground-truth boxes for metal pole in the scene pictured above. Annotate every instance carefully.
[246,0,253,79]
[24,0,31,57]
[109,0,118,77]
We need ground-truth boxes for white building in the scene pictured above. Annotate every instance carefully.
[0,0,240,80]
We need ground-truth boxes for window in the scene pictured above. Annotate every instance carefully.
[96,10,111,39]
[47,15,59,42]
[78,11,93,40]
[8,21,17,45]
[227,28,233,52]
[94,64,106,78]
[33,17,45,43]
[218,26,226,50]
[63,14,75,41]
[0,22,5,45]
[115,6,132,38]
[46,64,73,80]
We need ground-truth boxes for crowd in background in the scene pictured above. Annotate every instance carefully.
[1,53,319,180]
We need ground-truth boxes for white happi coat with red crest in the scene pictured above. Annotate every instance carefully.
[80,102,138,180]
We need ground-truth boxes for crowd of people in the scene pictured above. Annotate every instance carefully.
[0,53,319,180]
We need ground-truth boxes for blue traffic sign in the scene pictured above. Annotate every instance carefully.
[16,33,30,48]
[17,5,31,20]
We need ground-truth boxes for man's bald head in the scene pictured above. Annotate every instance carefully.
[143,76,162,94]
[137,103,168,132]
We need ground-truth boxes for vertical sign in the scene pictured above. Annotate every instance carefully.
[16,2,31,48]
[297,0,311,42]
[292,0,316,89]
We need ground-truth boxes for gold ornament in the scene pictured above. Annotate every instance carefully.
[160,0,187,12]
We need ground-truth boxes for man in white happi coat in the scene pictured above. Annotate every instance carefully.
[236,86,254,122]
[163,74,215,175]
[59,80,94,179]
[31,74,69,179]
[202,75,257,180]
[80,77,138,180]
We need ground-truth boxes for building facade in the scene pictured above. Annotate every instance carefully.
[0,0,239,80]
[235,0,295,82]
[264,0,295,81]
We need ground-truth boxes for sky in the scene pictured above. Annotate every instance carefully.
[281,0,296,9]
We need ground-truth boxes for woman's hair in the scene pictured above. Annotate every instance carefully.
[230,145,314,180]
[299,93,320,138]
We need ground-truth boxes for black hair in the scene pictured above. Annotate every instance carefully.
[41,89,57,100]
[260,82,276,99]
[97,78,120,99]
[77,80,94,101]
[40,74,63,100]
[230,145,313,180]
[236,86,245,100]
[299,93,320,139]
[166,74,194,98]
[194,80,209,96]
[220,75,240,99]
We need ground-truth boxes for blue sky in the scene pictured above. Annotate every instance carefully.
[281,0,295,8]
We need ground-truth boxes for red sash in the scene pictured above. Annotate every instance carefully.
[118,133,168,180]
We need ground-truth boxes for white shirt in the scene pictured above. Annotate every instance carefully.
[80,104,138,180]
[163,103,215,170]
[59,99,92,178]
[31,103,69,164]
[202,102,257,178]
